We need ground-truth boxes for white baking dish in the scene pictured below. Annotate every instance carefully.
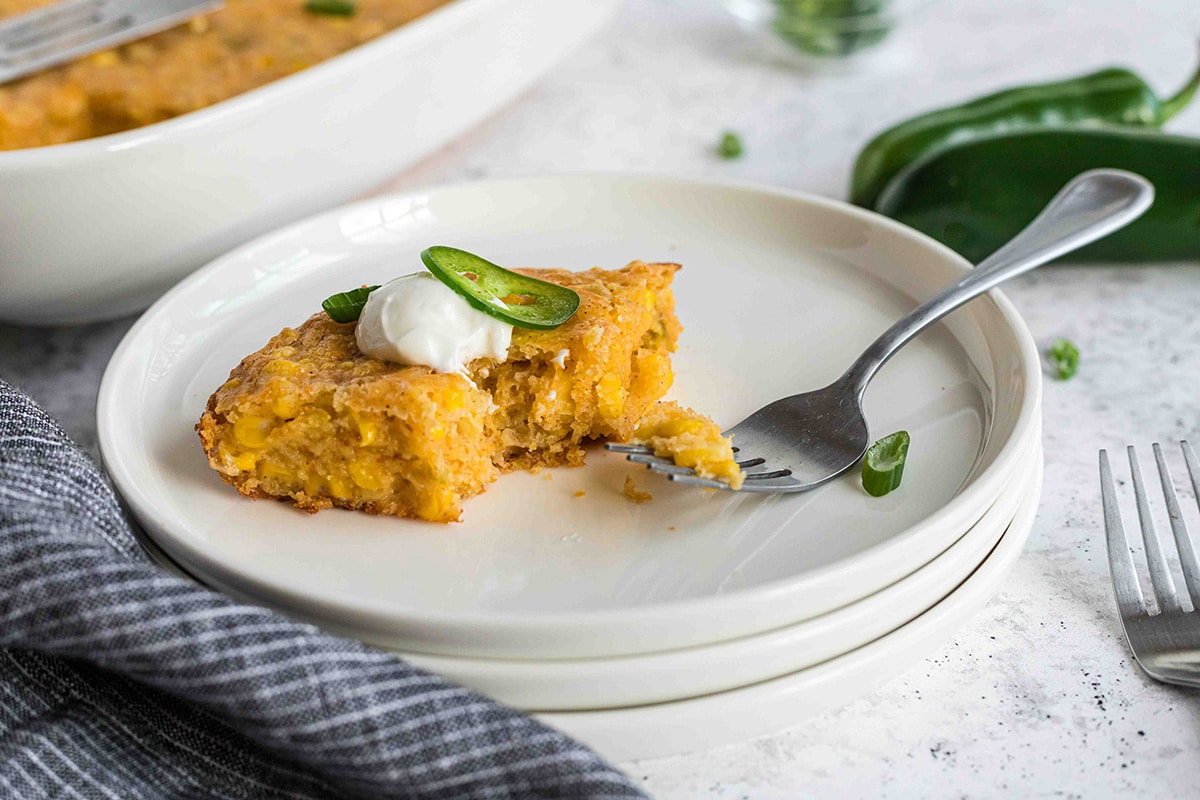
[0,0,620,324]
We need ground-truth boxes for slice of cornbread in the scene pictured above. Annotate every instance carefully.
[630,401,744,490]
[197,261,683,522]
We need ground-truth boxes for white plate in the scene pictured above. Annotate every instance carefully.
[127,436,1036,711]
[398,439,1040,710]
[98,174,1042,658]
[0,0,620,324]
[539,457,1044,761]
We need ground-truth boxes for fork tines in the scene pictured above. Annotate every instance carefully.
[604,443,727,489]
[604,442,759,491]
[1099,442,1200,619]
[0,0,222,85]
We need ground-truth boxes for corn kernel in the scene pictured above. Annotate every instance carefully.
[233,416,273,448]
[636,417,703,439]
[261,463,290,484]
[351,414,378,446]
[442,386,464,412]
[419,486,457,522]
[264,359,300,376]
[271,393,299,419]
[596,374,627,419]
[47,85,86,122]
[349,458,388,491]
[328,476,353,500]
[233,452,258,472]
[88,50,119,67]
[127,43,155,63]
[675,446,731,468]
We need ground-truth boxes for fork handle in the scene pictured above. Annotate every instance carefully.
[841,169,1154,399]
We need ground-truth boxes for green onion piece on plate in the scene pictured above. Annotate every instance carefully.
[420,246,581,330]
[861,430,910,497]
[717,131,744,160]
[1048,337,1080,380]
[305,0,356,16]
[322,285,379,323]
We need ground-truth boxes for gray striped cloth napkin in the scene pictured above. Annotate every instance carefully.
[0,378,649,800]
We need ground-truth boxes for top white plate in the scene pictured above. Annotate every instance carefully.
[98,175,1041,658]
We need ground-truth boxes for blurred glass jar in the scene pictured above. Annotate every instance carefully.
[722,0,936,63]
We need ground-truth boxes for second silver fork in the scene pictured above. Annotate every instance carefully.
[1099,442,1200,688]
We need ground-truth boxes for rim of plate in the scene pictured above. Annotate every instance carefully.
[98,172,1042,630]
[390,441,1040,710]
[125,439,1039,711]
[534,458,1044,762]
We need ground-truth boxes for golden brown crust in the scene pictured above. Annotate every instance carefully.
[197,261,682,523]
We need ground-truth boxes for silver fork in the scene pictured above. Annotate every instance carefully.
[609,169,1154,493]
[0,0,221,85]
[1099,444,1200,688]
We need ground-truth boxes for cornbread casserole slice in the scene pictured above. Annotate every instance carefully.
[198,261,718,522]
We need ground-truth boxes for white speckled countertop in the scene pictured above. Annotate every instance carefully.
[4,0,1200,796]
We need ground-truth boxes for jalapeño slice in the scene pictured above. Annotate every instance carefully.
[420,246,580,330]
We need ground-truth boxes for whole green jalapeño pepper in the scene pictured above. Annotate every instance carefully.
[850,59,1200,209]
[873,128,1200,264]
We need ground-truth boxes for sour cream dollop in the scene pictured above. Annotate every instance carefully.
[355,272,512,375]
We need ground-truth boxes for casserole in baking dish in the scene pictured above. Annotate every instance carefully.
[0,0,453,150]
[0,0,620,323]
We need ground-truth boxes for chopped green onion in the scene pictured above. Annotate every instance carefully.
[305,0,356,16]
[861,430,910,497]
[717,131,744,160]
[322,285,379,323]
[770,0,891,58]
[1048,338,1080,380]
[420,246,580,330]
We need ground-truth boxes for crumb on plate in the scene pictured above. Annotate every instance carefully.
[623,475,652,504]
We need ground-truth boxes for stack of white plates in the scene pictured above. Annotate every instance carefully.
[99,175,1043,762]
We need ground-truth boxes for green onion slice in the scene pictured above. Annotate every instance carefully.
[305,0,356,16]
[1048,338,1079,381]
[861,430,910,497]
[420,246,581,330]
[322,285,379,323]
[717,131,744,160]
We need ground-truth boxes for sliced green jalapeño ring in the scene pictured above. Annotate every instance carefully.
[420,246,581,330]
